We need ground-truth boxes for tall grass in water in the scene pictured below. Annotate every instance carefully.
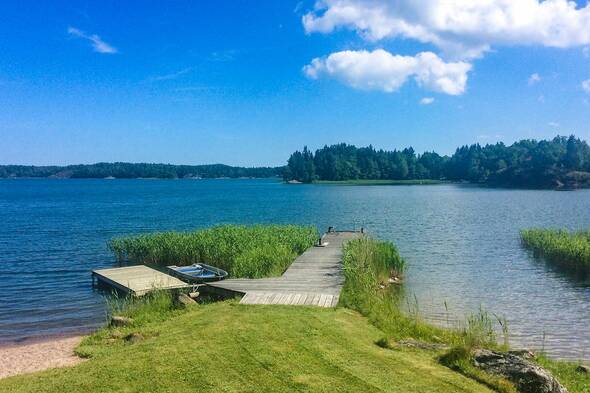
[341,237,518,392]
[339,237,453,342]
[109,224,318,278]
[340,238,509,345]
[520,228,590,274]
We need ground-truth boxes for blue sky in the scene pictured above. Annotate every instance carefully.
[1,0,589,166]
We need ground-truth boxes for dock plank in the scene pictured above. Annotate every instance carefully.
[207,231,362,308]
[92,265,190,296]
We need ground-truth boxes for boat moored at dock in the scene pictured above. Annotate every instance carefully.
[167,263,228,283]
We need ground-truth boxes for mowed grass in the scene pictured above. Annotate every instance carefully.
[0,301,496,393]
[520,228,590,274]
[109,224,318,278]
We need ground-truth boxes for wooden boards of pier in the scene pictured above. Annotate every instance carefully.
[92,265,190,296]
[206,230,362,308]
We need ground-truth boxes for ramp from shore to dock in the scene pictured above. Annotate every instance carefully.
[92,265,190,296]
[206,231,362,308]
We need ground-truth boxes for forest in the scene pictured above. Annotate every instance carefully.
[0,162,280,179]
[284,135,590,189]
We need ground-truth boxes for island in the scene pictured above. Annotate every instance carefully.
[284,135,590,189]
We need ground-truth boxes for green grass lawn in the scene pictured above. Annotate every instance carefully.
[0,302,496,393]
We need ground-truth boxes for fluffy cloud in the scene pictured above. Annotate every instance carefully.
[583,79,590,94]
[67,27,117,54]
[528,73,541,85]
[304,49,471,95]
[303,0,590,59]
[420,97,435,105]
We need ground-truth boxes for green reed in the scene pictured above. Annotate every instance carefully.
[520,228,590,274]
[338,237,455,342]
[339,238,510,352]
[109,224,318,278]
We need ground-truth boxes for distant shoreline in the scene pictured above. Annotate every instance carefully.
[0,176,280,180]
[0,162,284,180]
[313,179,450,186]
[3,177,590,190]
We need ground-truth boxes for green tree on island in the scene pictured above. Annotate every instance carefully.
[284,135,590,189]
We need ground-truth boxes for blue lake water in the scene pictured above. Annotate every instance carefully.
[0,179,589,360]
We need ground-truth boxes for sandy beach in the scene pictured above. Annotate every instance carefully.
[0,336,85,379]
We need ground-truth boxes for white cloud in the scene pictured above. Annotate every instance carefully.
[477,134,504,141]
[148,68,193,82]
[303,0,590,59]
[303,49,471,95]
[548,121,560,127]
[420,97,435,105]
[528,73,541,85]
[583,79,590,94]
[67,27,117,54]
[208,50,239,62]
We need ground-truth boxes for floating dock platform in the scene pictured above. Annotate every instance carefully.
[92,265,190,296]
[206,230,362,308]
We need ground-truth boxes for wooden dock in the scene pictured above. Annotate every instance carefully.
[207,231,362,308]
[92,265,190,296]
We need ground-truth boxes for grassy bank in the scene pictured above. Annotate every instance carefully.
[520,228,590,274]
[1,230,587,392]
[109,224,318,278]
[315,179,447,186]
[339,237,448,342]
[339,238,504,347]
[339,238,589,393]
[0,297,498,393]
[338,238,516,392]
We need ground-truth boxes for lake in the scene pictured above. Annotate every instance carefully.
[0,179,588,360]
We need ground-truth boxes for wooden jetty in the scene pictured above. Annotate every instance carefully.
[92,265,190,296]
[207,230,362,308]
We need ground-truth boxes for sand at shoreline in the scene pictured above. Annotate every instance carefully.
[0,336,85,379]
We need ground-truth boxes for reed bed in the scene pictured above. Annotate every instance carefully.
[520,228,590,274]
[109,224,318,278]
[338,237,445,341]
[339,238,494,344]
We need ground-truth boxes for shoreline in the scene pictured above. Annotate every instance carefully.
[0,334,86,379]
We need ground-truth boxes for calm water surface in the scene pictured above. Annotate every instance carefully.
[0,179,588,360]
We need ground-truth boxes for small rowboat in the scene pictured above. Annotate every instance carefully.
[167,263,228,283]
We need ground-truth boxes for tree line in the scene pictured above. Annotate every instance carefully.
[3,135,589,188]
[284,135,590,188]
[0,162,281,179]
